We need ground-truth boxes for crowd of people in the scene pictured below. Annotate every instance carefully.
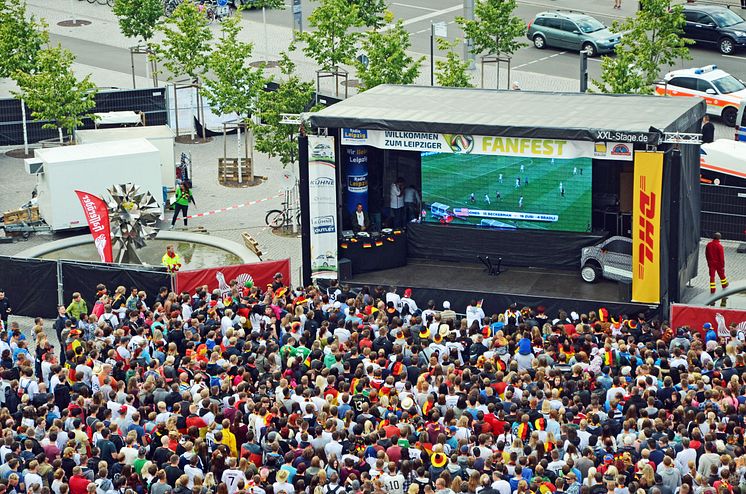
[0,278,744,494]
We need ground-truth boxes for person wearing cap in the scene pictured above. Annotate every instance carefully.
[400,288,419,317]
[271,273,285,292]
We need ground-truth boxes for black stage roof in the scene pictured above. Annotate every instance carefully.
[307,85,706,144]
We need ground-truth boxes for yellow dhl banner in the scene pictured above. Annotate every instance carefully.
[632,151,663,304]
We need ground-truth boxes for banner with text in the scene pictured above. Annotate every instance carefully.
[308,135,338,280]
[632,152,663,304]
[74,190,113,263]
[341,128,633,161]
[175,259,291,295]
[670,304,746,341]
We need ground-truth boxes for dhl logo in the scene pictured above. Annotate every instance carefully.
[637,176,657,280]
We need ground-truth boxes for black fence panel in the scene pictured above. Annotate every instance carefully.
[0,256,58,318]
[0,87,169,146]
[60,261,170,310]
[701,183,746,242]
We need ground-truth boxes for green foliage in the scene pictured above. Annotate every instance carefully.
[155,1,212,82]
[254,54,318,167]
[295,0,361,72]
[593,0,691,94]
[0,0,49,79]
[113,0,163,43]
[347,0,388,29]
[202,15,266,119]
[435,38,473,88]
[354,20,423,91]
[12,45,98,138]
[456,0,526,58]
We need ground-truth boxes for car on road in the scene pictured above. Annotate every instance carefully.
[580,236,632,283]
[526,11,622,56]
[654,65,746,127]
[682,4,746,55]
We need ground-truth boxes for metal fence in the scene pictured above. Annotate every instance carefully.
[701,182,746,241]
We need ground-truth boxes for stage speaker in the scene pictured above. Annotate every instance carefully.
[338,258,352,281]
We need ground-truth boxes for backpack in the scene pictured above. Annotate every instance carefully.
[4,386,19,414]
[18,377,34,398]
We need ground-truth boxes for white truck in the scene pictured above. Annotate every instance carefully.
[30,138,163,231]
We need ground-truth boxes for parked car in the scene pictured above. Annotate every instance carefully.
[655,65,746,127]
[580,236,632,283]
[682,4,746,55]
[526,11,622,56]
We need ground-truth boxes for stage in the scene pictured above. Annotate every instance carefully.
[346,259,656,318]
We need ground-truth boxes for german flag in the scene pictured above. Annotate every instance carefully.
[375,240,383,247]
[304,354,311,367]
[386,237,394,242]
[604,350,615,366]
[363,243,372,248]
[515,422,531,442]
[340,243,348,249]
[422,400,434,415]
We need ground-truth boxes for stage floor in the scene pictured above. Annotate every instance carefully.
[349,259,630,304]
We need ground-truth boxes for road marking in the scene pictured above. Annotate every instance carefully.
[392,2,439,12]
[386,4,462,29]
[723,54,746,60]
[517,0,625,20]
[512,51,567,70]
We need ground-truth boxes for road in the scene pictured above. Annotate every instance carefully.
[240,0,746,82]
[48,0,746,99]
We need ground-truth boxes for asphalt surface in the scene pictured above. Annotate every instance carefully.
[53,0,746,91]
[243,0,746,82]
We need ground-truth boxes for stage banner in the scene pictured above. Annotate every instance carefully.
[175,259,291,294]
[670,303,746,341]
[344,146,368,215]
[308,135,338,280]
[74,190,113,263]
[341,128,633,161]
[632,151,663,304]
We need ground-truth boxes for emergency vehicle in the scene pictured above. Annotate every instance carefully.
[654,65,746,127]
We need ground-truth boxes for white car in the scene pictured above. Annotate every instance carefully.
[312,143,333,159]
[655,65,746,127]
[580,236,632,283]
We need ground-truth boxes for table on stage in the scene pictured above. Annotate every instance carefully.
[339,231,407,275]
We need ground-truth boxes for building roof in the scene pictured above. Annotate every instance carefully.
[307,85,706,144]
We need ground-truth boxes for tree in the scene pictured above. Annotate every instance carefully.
[155,1,212,82]
[295,0,361,73]
[202,15,266,119]
[435,38,473,88]
[254,53,318,168]
[354,20,423,91]
[456,0,526,88]
[0,0,48,78]
[593,0,691,94]
[13,45,97,143]
[113,0,163,44]
[347,0,388,29]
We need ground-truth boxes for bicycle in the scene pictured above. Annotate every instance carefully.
[88,0,114,6]
[164,0,183,17]
[265,201,301,230]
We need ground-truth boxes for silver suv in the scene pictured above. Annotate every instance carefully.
[580,236,632,283]
[527,11,622,56]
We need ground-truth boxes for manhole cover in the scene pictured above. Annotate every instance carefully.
[341,79,360,88]
[5,148,35,159]
[57,19,92,27]
[249,60,280,68]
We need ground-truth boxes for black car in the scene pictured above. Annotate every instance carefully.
[682,5,746,54]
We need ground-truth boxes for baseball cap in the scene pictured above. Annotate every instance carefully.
[443,301,451,309]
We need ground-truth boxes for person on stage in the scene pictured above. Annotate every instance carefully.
[350,203,370,233]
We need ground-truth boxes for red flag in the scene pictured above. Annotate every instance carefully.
[74,190,113,263]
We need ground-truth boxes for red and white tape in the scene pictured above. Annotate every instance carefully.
[185,193,283,219]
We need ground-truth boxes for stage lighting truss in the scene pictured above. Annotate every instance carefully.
[660,132,702,145]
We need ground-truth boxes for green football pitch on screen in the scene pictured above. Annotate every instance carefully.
[421,153,592,233]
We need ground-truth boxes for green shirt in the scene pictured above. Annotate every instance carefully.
[66,299,88,320]
[175,187,191,206]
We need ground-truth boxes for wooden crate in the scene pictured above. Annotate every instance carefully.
[241,232,263,260]
[2,206,39,225]
[218,158,253,184]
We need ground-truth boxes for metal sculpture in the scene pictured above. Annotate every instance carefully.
[106,183,160,264]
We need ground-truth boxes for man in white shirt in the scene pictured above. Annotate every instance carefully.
[380,462,405,494]
[220,309,234,336]
[390,177,405,228]
[403,184,421,222]
[221,458,247,494]
[465,300,485,327]
[351,203,370,233]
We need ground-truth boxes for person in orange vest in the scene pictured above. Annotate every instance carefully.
[705,232,728,294]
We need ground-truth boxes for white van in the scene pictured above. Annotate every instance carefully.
[736,101,746,142]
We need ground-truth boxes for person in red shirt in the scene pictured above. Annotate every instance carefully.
[705,232,728,294]
[68,467,90,494]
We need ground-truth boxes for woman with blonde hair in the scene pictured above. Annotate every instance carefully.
[638,464,655,490]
